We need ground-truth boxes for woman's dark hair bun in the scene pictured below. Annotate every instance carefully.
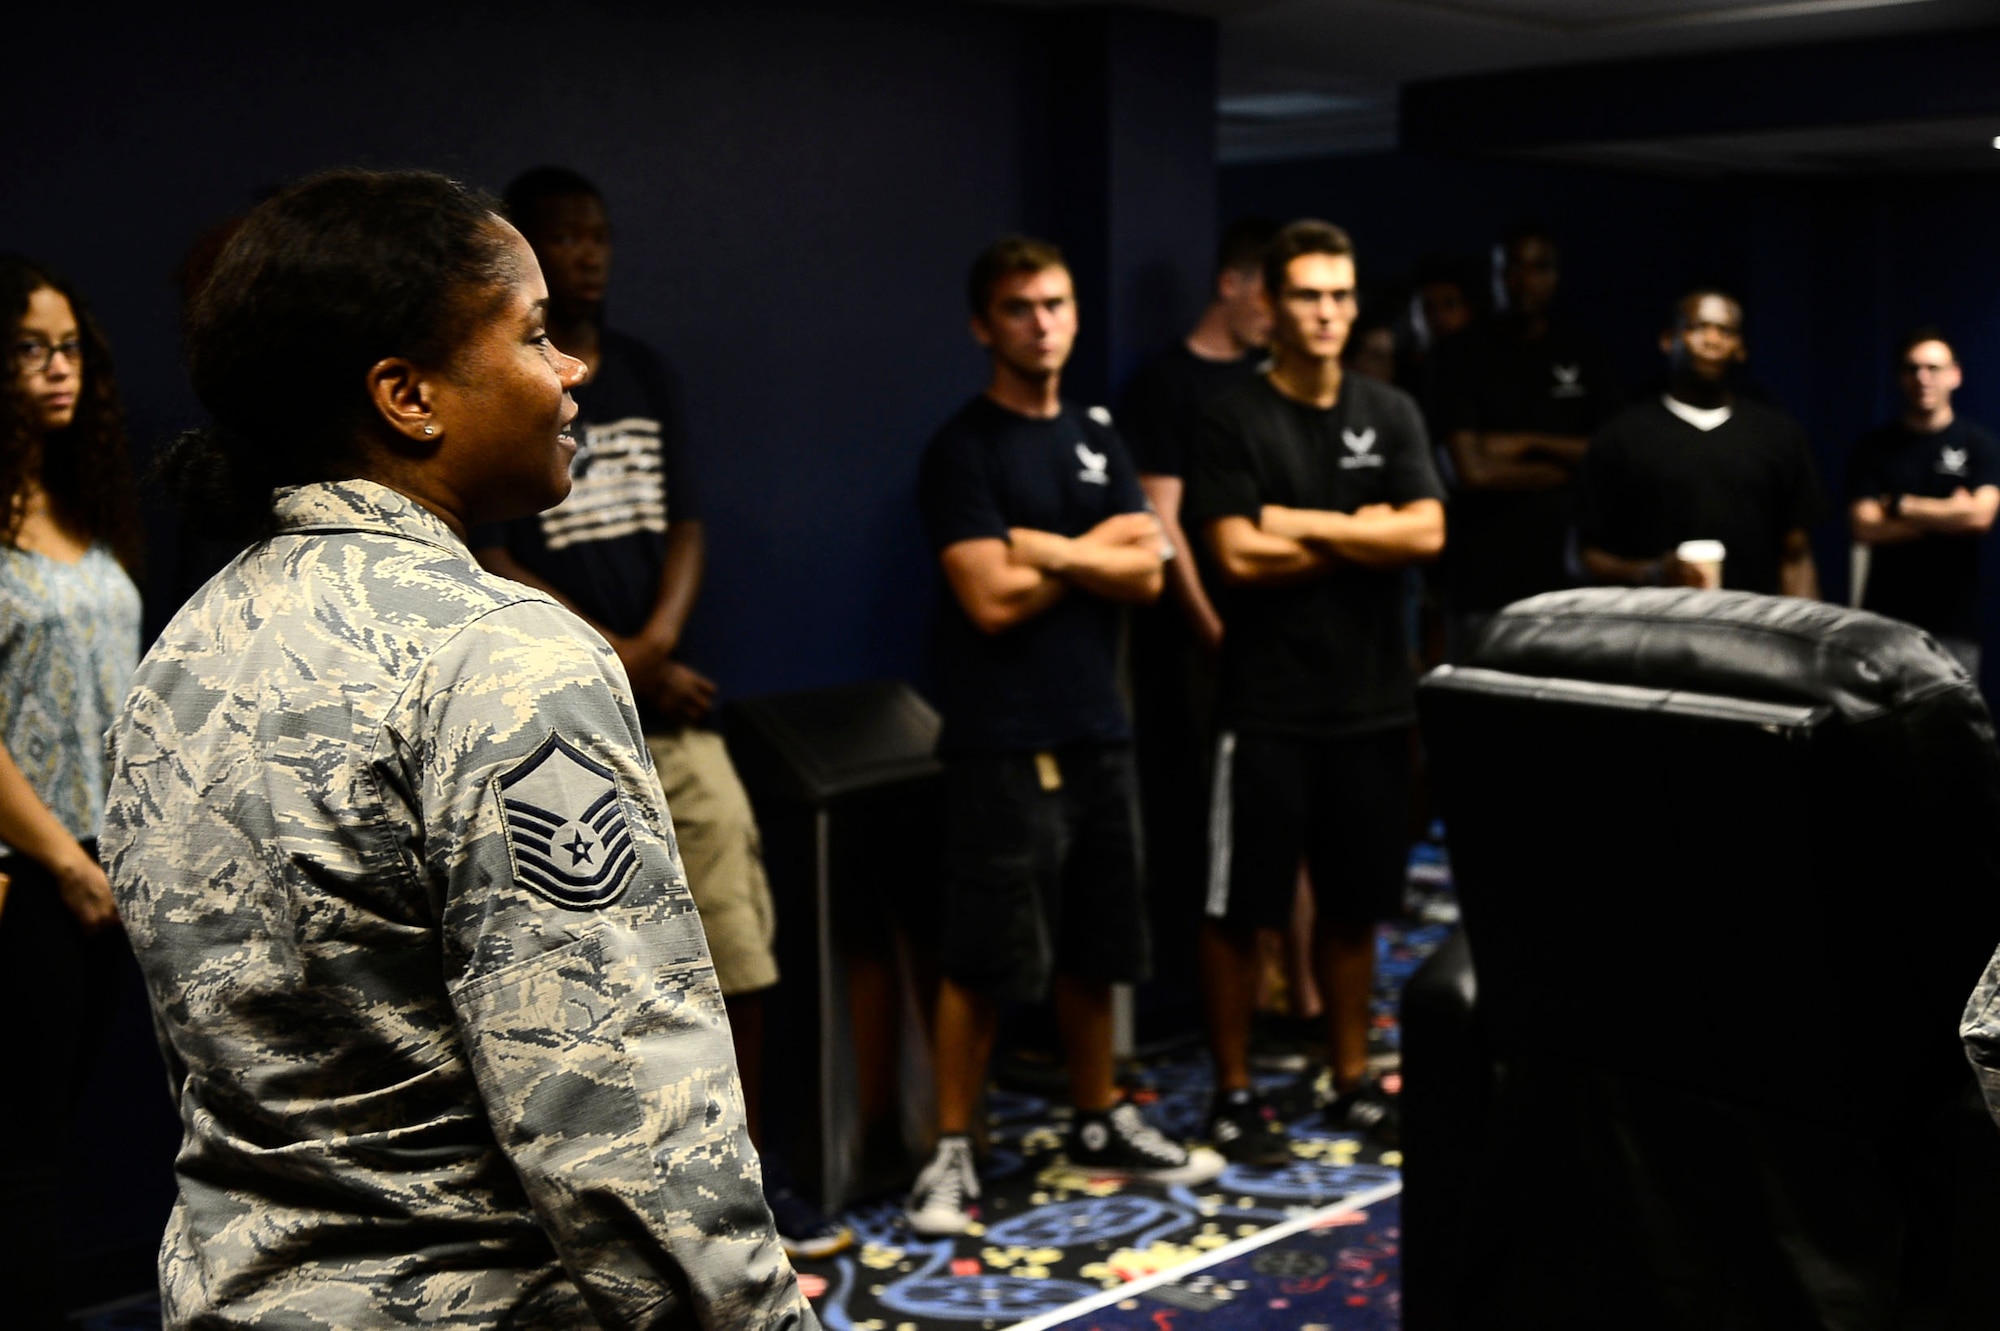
[173,169,512,544]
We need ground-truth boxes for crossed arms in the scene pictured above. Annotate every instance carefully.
[1204,499,1445,586]
[1447,430,1588,492]
[1851,487,2000,545]
[940,511,1165,634]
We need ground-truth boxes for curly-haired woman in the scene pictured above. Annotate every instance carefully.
[0,253,145,1330]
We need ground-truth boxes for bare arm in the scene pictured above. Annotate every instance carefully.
[1139,474,1223,649]
[1779,528,1820,600]
[1260,498,1446,569]
[939,538,1067,634]
[0,740,113,930]
[1850,497,1924,546]
[1580,545,1705,588]
[1205,514,1337,586]
[1867,487,2000,538]
[638,521,706,658]
[1008,511,1166,605]
[1448,430,1586,492]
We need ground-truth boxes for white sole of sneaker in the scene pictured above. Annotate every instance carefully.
[904,1209,977,1237]
[783,1230,857,1261]
[1066,1145,1227,1188]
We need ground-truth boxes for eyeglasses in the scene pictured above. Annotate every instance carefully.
[12,338,83,373]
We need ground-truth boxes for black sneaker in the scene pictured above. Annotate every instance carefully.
[1069,1102,1225,1185]
[1327,1077,1401,1149]
[766,1183,855,1260]
[1203,1087,1292,1166]
[905,1134,980,1236]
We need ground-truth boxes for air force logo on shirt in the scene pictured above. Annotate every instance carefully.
[1939,445,1970,477]
[497,734,639,909]
[1551,363,1587,399]
[1340,426,1385,469]
[1076,441,1110,484]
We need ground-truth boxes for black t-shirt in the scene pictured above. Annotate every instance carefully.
[1576,397,1820,596]
[1847,416,2000,637]
[475,329,694,637]
[1183,375,1447,736]
[1118,344,1264,667]
[1429,316,1622,611]
[917,394,1150,755]
[1117,345,1265,479]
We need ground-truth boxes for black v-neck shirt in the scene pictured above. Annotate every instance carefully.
[1577,397,1819,596]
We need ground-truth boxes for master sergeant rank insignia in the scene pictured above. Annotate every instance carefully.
[497,734,640,909]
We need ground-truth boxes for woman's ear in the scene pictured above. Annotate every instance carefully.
[367,357,440,446]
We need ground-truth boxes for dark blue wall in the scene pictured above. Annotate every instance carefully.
[10,1,1223,706]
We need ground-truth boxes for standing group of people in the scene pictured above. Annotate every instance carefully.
[900,215,2000,1234]
[905,219,1447,1233]
[1,167,1994,1329]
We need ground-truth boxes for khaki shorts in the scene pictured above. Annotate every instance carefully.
[645,728,779,997]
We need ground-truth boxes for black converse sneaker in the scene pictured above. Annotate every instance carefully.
[905,1135,980,1236]
[1203,1086,1293,1166]
[1069,1101,1225,1185]
[1327,1077,1402,1149]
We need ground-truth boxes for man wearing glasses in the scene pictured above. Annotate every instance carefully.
[1849,328,2000,676]
[1183,220,1445,1157]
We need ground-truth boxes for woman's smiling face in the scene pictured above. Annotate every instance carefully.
[426,223,587,526]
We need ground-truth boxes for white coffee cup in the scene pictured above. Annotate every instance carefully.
[1676,539,1726,590]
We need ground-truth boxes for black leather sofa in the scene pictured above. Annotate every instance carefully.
[1406,587,2000,1330]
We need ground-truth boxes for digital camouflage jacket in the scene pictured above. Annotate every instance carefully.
[103,480,816,1331]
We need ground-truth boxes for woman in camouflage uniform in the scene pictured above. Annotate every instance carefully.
[102,171,815,1331]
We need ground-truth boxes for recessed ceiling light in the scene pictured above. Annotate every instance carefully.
[1992,135,2000,149]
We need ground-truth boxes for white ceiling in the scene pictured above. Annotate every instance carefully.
[989,0,2000,164]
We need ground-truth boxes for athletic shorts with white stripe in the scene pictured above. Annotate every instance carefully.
[1205,726,1411,931]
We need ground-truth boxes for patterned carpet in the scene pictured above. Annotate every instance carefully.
[787,843,1455,1331]
[76,843,1453,1331]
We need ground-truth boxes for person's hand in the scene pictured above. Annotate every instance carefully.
[1657,552,1711,589]
[1258,504,1303,538]
[53,853,116,934]
[1194,609,1224,655]
[607,632,671,693]
[1006,528,1070,570]
[1083,511,1163,547]
[650,660,718,725]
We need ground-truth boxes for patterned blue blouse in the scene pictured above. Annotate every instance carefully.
[0,544,141,849]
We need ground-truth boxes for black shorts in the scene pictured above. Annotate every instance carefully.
[938,743,1150,1003]
[1205,726,1411,931]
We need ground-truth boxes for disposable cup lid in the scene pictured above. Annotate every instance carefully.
[1677,539,1727,562]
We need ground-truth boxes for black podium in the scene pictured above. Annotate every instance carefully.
[725,679,943,1211]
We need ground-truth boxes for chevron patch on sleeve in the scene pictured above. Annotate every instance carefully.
[496,734,640,909]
